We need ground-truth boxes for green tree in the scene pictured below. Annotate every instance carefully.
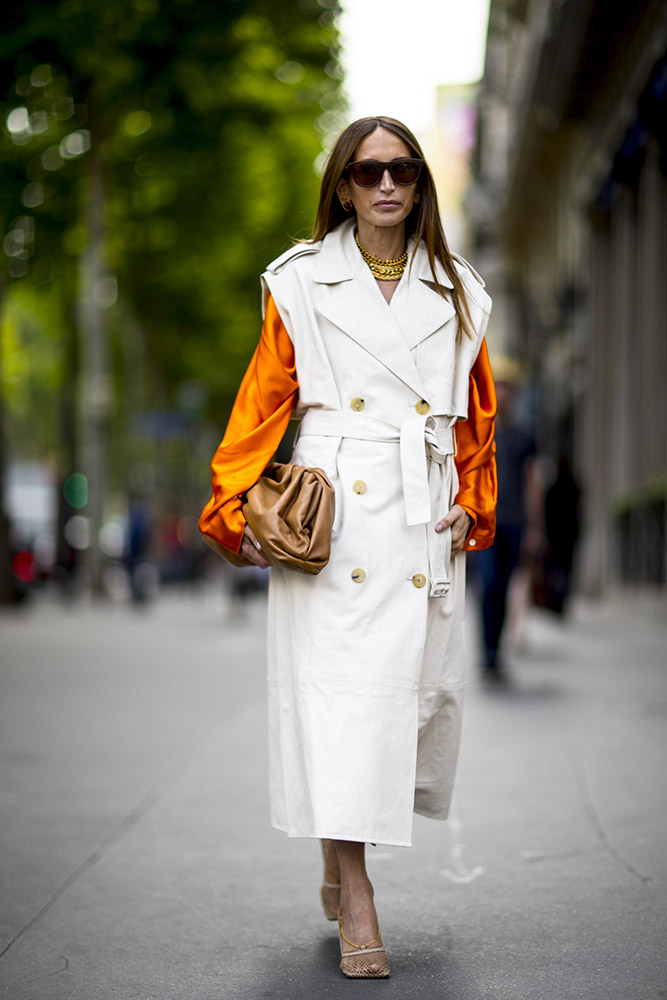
[0,0,345,596]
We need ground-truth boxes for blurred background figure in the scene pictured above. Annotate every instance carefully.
[474,356,543,681]
[533,452,581,616]
[124,496,153,605]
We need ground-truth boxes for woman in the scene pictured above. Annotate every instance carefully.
[199,116,497,978]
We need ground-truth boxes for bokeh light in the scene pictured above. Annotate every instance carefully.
[63,515,90,550]
[99,517,126,558]
[59,129,90,160]
[12,551,35,583]
[63,473,88,509]
[124,111,151,136]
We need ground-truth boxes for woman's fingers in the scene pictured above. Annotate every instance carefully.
[435,505,473,557]
[241,540,270,569]
[242,526,271,569]
[245,525,261,550]
[450,522,470,556]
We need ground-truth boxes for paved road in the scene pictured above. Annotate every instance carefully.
[0,582,666,999]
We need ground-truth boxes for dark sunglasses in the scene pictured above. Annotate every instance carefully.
[345,157,423,188]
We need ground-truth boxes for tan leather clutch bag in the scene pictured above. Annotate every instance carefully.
[203,463,335,575]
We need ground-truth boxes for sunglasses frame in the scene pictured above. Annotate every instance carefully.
[345,157,424,188]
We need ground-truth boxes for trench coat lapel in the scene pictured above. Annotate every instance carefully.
[314,221,434,399]
[390,241,456,350]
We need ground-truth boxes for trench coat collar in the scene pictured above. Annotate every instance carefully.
[313,220,456,398]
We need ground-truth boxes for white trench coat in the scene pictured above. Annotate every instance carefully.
[261,218,491,847]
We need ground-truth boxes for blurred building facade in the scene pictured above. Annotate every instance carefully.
[469,0,667,596]
[433,84,478,253]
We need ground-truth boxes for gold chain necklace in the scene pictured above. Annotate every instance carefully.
[355,231,408,281]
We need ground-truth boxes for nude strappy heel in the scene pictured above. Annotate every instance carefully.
[319,840,341,921]
[338,910,390,979]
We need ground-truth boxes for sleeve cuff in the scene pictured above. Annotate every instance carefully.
[457,503,480,550]
[198,502,246,554]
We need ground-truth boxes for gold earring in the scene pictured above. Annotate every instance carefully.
[414,192,421,205]
[340,198,353,211]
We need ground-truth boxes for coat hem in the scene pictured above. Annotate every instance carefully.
[270,819,413,849]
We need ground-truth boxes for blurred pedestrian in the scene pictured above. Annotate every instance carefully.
[474,356,542,680]
[536,453,581,614]
[125,498,153,604]
[199,117,497,978]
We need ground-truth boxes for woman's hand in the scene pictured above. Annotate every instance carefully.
[435,504,473,557]
[241,525,271,569]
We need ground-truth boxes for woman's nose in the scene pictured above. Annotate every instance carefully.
[379,168,395,192]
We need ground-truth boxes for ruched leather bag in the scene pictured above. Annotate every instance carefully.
[203,463,335,575]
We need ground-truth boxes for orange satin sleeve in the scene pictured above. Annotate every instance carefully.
[454,338,497,551]
[198,295,299,554]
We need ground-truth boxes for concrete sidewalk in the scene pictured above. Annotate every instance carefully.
[0,584,665,999]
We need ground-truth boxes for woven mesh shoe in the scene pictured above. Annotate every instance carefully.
[320,881,341,921]
[319,840,341,921]
[338,910,390,979]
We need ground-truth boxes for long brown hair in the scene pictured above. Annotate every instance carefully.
[312,116,474,341]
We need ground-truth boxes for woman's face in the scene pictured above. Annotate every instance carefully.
[336,127,419,231]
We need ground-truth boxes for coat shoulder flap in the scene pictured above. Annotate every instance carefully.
[265,241,322,274]
[451,252,485,287]
[451,252,491,315]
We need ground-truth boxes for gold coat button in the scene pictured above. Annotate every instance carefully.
[352,480,367,494]
[351,568,366,583]
[415,399,430,414]
[412,573,426,588]
[351,397,365,411]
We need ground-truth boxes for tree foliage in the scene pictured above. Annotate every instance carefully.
[0,0,345,464]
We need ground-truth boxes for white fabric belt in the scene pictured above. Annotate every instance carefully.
[298,409,456,598]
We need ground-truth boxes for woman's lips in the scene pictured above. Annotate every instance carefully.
[375,200,400,207]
